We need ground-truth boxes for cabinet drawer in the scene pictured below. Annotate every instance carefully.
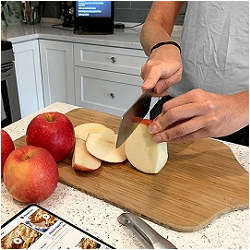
[75,67,158,116]
[75,67,142,116]
[74,43,147,76]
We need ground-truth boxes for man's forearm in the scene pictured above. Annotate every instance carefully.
[140,20,173,56]
[140,1,184,56]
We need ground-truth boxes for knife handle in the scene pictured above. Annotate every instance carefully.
[117,213,177,249]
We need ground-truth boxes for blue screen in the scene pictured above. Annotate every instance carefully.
[76,1,112,18]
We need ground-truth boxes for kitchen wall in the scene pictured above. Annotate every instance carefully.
[114,1,152,23]
[40,1,186,25]
[114,1,186,24]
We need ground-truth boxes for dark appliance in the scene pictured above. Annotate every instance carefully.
[74,1,114,35]
[59,1,74,27]
[1,40,21,127]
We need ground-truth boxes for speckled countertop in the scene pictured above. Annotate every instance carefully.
[1,22,182,49]
[1,102,249,249]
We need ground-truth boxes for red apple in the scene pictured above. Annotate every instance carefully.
[26,112,75,162]
[3,145,59,203]
[1,129,15,176]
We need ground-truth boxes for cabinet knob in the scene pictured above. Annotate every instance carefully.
[109,93,115,99]
[110,56,116,63]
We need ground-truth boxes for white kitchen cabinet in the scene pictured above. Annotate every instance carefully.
[12,40,44,118]
[13,38,156,118]
[39,40,75,106]
[74,43,158,117]
[75,67,141,116]
[75,67,158,117]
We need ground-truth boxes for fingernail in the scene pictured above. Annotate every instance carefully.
[152,135,162,143]
[148,124,158,134]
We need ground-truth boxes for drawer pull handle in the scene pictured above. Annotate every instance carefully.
[109,93,115,99]
[110,56,116,63]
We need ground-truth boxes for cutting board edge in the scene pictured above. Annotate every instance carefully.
[59,176,249,232]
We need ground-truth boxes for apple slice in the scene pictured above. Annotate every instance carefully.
[74,123,114,141]
[72,138,101,172]
[125,119,168,174]
[86,132,127,163]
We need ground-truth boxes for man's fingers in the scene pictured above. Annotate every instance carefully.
[161,89,207,112]
[141,62,179,90]
[140,65,145,79]
[154,71,182,94]
[148,102,204,134]
[141,67,162,90]
[151,116,206,143]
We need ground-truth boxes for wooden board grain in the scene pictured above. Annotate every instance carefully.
[14,108,249,232]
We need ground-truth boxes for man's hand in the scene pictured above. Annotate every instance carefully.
[141,45,183,97]
[148,89,249,143]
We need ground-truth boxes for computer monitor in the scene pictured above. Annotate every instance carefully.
[74,1,114,35]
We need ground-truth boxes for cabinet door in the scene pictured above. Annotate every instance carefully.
[13,40,44,118]
[75,67,158,117]
[40,40,75,106]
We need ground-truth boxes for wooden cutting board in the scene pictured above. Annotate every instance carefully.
[14,108,249,232]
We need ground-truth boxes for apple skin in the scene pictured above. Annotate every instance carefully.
[3,145,59,203]
[1,129,15,176]
[26,112,75,162]
[132,117,152,126]
[140,119,152,126]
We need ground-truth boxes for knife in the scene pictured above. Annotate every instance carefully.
[116,89,153,148]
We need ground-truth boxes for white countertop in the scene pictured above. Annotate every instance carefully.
[1,22,182,49]
[1,102,249,249]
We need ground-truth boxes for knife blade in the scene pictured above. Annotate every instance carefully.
[116,89,153,148]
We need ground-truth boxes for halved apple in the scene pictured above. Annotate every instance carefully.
[74,123,114,141]
[86,132,127,163]
[125,119,168,174]
[72,138,101,172]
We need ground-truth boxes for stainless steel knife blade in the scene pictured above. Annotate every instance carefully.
[116,89,153,148]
